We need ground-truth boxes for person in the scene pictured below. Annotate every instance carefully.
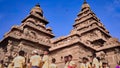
[116,61,120,68]
[0,60,4,68]
[88,56,93,67]
[102,62,109,68]
[8,62,13,68]
[80,57,91,68]
[39,54,44,68]
[64,56,69,68]
[68,55,76,68]
[8,58,14,68]
[12,50,25,68]
[49,58,57,68]
[92,54,99,68]
[30,50,41,68]
[96,57,102,68]
[26,59,31,68]
[42,49,50,68]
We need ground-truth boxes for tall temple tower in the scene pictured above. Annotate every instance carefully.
[0,1,120,68]
[50,0,120,68]
[73,0,111,48]
[0,4,54,63]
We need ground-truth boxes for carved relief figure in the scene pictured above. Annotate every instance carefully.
[29,31,36,39]
[7,40,13,52]
[24,28,29,36]
[114,48,120,64]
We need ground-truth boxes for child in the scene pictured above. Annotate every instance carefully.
[12,50,26,68]
[64,56,69,68]
[50,58,57,68]
[80,57,91,68]
[42,49,50,68]
[116,61,120,68]
[0,60,4,68]
[68,55,76,68]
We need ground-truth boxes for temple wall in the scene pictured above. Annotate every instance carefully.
[24,25,53,39]
[105,48,120,68]
[21,41,47,55]
[50,44,93,68]
[0,48,5,60]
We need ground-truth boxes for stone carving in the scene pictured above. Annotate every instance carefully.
[24,28,29,35]
[18,43,23,51]
[26,18,35,23]
[0,2,120,68]
[24,28,37,39]
[70,29,78,34]
[96,51,106,59]
[28,21,35,26]
[3,40,14,63]
[104,38,119,46]
[13,31,21,36]
[7,40,13,52]
[29,31,36,39]
[11,51,17,58]
[53,36,79,47]
[114,48,120,64]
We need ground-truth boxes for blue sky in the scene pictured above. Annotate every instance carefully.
[0,0,120,40]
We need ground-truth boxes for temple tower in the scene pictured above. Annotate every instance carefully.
[72,1,111,48]
[50,1,120,68]
[0,4,54,63]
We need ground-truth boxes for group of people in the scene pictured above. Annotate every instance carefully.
[0,50,120,68]
[80,55,109,68]
[63,54,109,68]
[0,49,57,68]
[64,55,76,68]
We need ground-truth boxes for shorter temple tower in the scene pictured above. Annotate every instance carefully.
[0,4,54,64]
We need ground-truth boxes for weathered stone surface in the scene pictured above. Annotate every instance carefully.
[0,1,120,68]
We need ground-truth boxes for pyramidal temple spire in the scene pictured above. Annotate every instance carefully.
[71,0,111,48]
[82,0,90,10]
[30,3,43,16]
[22,3,49,25]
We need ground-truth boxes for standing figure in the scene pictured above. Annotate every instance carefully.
[102,62,109,68]
[26,59,31,68]
[116,61,120,68]
[68,55,76,68]
[0,60,4,68]
[8,58,14,68]
[92,54,99,68]
[12,50,25,68]
[39,54,44,68]
[8,62,13,68]
[30,50,41,68]
[80,57,91,68]
[96,57,102,68]
[49,58,57,68]
[64,56,69,68]
[42,49,50,68]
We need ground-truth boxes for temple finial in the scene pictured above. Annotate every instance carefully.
[82,0,90,9]
[84,0,87,3]
[35,3,40,7]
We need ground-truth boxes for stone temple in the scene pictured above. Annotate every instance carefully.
[0,1,120,68]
